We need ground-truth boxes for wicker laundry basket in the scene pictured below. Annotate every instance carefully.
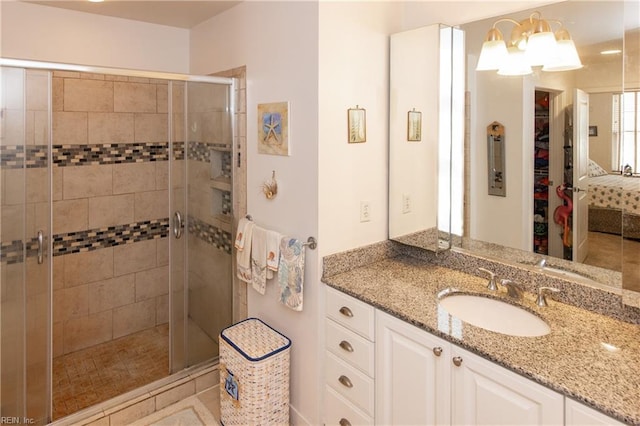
[219,318,291,426]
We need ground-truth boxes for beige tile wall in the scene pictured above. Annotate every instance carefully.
[210,67,248,322]
[52,71,171,356]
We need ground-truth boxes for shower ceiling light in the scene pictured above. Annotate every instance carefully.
[476,11,582,76]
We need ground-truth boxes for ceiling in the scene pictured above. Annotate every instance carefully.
[23,0,241,29]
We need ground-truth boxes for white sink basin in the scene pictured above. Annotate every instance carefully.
[438,294,550,337]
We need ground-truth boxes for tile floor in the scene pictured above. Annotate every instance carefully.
[52,324,170,420]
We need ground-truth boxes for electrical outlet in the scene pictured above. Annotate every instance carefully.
[402,193,412,214]
[360,201,371,222]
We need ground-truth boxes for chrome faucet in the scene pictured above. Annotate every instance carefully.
[536,287,560,307]
[500,279,524,299]
[478,267,498,291]
[536,258,547,269]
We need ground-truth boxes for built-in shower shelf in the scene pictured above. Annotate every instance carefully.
[209,144,232,153]
[211,214,232,233]
[210,176,231,192]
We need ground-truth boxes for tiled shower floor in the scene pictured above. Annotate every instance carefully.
[52,324,170,420]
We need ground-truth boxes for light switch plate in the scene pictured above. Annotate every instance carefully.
[360,201,371,222]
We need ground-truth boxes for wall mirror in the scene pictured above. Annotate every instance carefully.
[388,23,464,252]
[455,0,639,304]
[389,0,640,306]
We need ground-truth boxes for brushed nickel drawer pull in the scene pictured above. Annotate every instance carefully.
[453,356,463,367]
[338,375,353,388]
[339,340,354,352]
[339,306,354,317]
[339,418,352,426]
[433,346,443,356]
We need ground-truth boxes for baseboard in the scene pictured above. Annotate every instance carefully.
[289,404,312,426]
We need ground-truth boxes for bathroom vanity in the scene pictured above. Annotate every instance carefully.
[321,244,640,426]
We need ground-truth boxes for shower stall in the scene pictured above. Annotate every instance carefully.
[0,61,238,424]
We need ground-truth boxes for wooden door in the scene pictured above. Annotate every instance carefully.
[573,89,590,262]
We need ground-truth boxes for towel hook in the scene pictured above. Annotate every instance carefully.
[263,170,278,199]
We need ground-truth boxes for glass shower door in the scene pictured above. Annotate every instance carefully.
[169,80,234,371]
[0,67,52,425]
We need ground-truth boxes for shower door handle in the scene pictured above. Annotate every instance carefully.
[173,211,184,239]
[37,230,44,265]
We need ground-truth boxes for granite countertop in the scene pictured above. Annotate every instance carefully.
[322,255,640,425]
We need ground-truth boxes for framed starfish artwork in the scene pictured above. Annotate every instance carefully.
[257,102,290,156]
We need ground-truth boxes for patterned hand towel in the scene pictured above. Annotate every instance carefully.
[250,226,268,295]
[277,237,305,311]
[266,230,282,280]
[235,217,250,250]
[235,219,254,283]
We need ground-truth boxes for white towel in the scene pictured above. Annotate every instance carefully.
[251,226,268,295]
[235,217,250,250]
[235,219,254,283]
[266,230,281,280]
[277,237,305,311]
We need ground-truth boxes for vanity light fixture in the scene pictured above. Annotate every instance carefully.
[88,0,104,3]
[476,11,583,76]
[601,49,622,55]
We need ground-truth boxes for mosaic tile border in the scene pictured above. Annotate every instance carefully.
[1,145,49,169]
[53,143,168,167]
[52,219,169,256]
[3,215,231,263]
[1,141,231,169]
[187,215,232,254]
[187,141,231,163]
[0,238,39,264]
[173,141,185,161]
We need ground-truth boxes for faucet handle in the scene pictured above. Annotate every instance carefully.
[478,267,498,291]
[537,287,560,307]
[499,279,524,299]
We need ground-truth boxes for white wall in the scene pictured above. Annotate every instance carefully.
[589,92,614,170]
[1,1,189,73]
[388,26,441,239]
[318,2,402,256]
[190,2,321,424]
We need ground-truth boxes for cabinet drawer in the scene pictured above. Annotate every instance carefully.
[325,351,375,416]
[326,286,375,340]
[326,319,374,376]
[324,385,373,426]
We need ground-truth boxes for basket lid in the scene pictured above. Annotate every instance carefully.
[221,318,291,361]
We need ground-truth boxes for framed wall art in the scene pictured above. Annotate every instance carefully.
[407,109,422,141]
[258,101,290,155]
[347,106,366,143]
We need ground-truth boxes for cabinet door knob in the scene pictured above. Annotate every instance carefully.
[339,306,354,317]
[339,340,354,352]
[339,418,352,426]
[453,356,463,367]
[433,347,443,356]
[338,375,353,388]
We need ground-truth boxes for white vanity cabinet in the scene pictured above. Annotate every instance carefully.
[375,309,451,425]
[324,287,376,425]
[375,309,564,426]
[451,345,564,425]
[324,286,626,425]
[565,399,625,426]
